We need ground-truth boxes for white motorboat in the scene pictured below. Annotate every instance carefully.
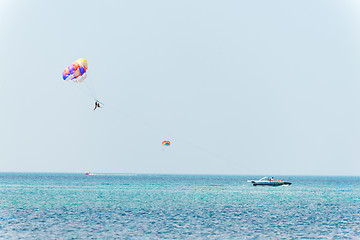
[247,177,291,186]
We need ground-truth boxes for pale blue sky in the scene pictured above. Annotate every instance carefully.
[1,0,360,175]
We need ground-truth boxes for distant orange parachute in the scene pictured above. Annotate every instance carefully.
[162,141,171,146]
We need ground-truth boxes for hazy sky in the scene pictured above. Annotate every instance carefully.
[1,0,360,175]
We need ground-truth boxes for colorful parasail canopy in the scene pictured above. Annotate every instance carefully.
[62,58,88,83]
[162,141,171,146]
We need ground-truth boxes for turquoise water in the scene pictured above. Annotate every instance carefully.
[0,174,359,239]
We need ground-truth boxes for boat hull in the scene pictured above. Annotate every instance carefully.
[251,181,291,186]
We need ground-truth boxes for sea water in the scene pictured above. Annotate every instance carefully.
[0,174,359,239]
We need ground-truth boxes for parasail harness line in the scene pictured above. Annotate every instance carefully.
[63,58,100,108]
[103,103,254,174]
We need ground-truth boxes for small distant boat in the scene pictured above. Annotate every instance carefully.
[85,172,94,175]
[247,177,291,186]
